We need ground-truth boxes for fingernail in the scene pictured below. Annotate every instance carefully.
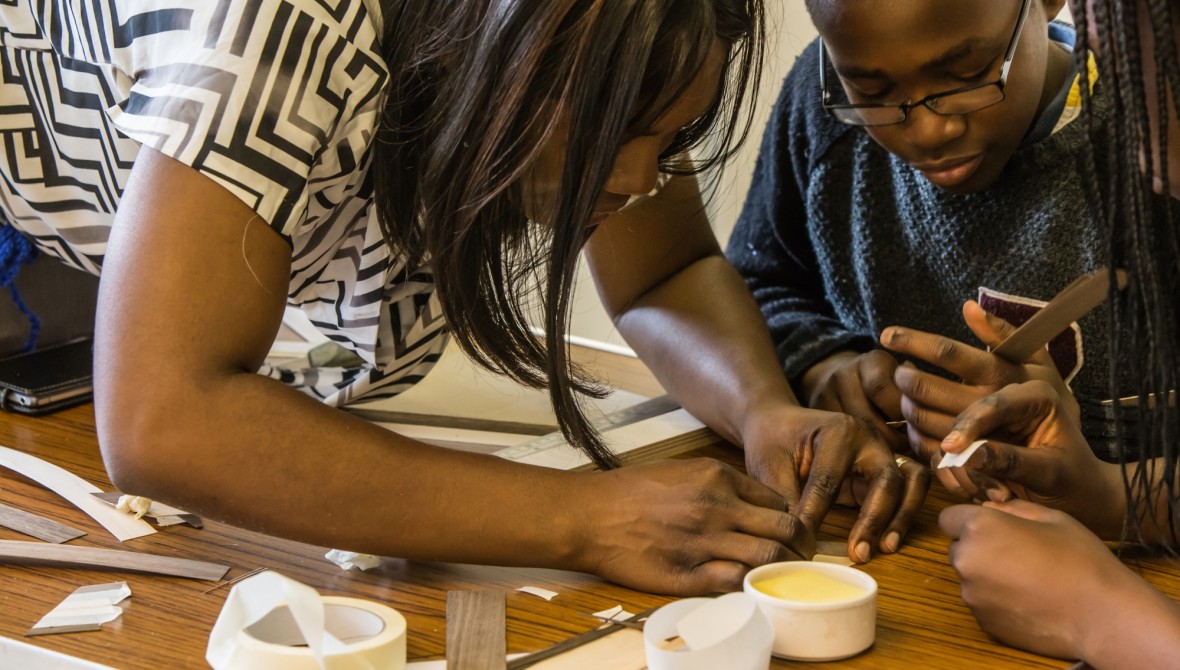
[882,532,900,553]
[855,541,872,563]
[986,487,1012,503]
[942,432,962,449]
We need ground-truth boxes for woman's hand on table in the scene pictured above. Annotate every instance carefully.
[577,458,811,595]
[740,403,930,564]
[882,300,1078,464]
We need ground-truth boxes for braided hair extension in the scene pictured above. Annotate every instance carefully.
[1076,0,1180,550]
[0,226,40,353]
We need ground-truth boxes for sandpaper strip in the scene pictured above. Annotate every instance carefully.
[0,502,85,543]
[447,590,506,670]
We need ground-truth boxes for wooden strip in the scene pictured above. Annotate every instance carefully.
[346,409,556,436]
[0,446,155,541]
[0,540,230,581]
[0,503,85,543]
[447,590,506,670]
[992,268,1126,363]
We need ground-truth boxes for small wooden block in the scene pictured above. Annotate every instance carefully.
[447,590,506,670]
[0,503,86,543]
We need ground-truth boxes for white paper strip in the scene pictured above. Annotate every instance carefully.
[591,605,635,622]
[0,446,155,541]
[937,440,987,469]
[0,635,117,668]
[517,586,559,602]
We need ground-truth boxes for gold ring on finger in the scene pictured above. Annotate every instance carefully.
[895,455,915,468]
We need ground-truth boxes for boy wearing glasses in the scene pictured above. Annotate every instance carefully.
[728,0,1137,462]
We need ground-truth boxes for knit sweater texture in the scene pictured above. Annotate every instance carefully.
[727,30,1144,460]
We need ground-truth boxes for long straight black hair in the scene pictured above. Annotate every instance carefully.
[372,0,764,468]
[1076,0,1180,549]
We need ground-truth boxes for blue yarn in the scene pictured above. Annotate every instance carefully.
[0,226,41,352]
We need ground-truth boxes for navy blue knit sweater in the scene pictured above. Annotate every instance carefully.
[726,31,1144,460]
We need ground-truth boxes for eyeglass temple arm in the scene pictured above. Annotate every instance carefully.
[1000,0,1033,81]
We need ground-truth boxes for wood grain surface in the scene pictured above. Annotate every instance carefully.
[0,347,1174,669]
[447,590,506,670]
[0,502,85,543]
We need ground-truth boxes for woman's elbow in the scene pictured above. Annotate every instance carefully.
[94,381,195,499]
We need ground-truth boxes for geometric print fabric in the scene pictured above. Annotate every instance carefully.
[0,0,447,405]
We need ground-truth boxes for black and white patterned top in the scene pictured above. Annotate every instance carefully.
[0,0,448,406]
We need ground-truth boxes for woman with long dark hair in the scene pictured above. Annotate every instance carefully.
[929,0,1180,663]
[0,0,927,593]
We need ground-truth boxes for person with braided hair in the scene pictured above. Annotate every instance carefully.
[726,0,1159,474]
[932,0,1180,664]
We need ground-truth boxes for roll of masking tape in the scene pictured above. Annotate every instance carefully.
[644,592,773,670]
[206,571,406,670]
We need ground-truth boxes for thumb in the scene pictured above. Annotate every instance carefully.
[963,300,1016,348]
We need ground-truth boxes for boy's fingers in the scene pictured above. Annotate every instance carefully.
[895,364,982,414]
[881,327,995,382]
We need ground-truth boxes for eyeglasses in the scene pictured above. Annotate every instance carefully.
[820,0,1032,128]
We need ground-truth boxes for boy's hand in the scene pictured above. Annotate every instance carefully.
[800,350,908,451]
[741,404,930,562]
[881,300,1077,462]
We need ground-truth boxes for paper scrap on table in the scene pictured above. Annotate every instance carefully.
[27,582,131,636]
[591,604,635,623]
[938,440,987,469]
[324,549,382,571]
[517,586,559,602]
[813,540,855,566]
[91,492,201,528]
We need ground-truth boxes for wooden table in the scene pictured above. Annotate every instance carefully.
[0,353,1176,669]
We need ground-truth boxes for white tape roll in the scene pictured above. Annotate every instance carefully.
[643,592,773,670]
[206,571,406,670]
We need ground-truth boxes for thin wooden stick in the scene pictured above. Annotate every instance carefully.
[345,409,556,435]
[992,268,1127,363]
[0,540,230,581]
[201,567,268,594]
[0,503,85,543]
